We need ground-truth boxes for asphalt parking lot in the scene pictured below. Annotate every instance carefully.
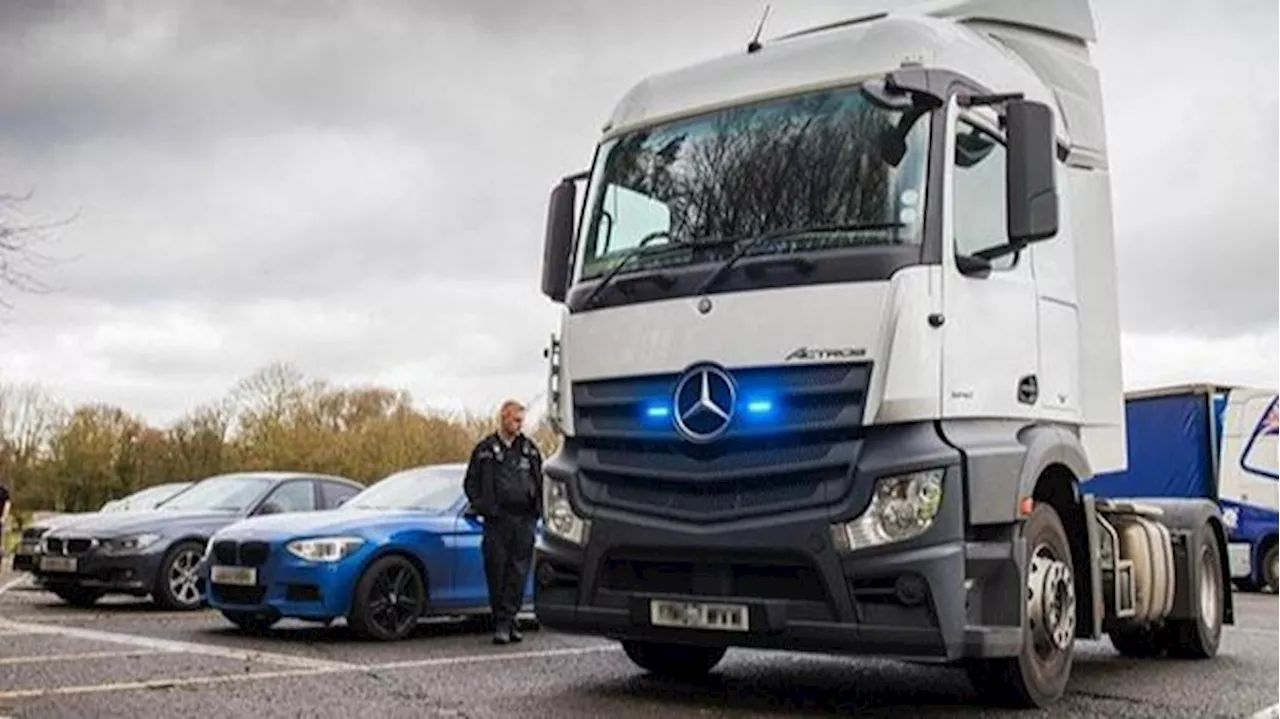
[0,573,1276,719]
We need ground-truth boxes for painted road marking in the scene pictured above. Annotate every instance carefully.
[0,649,171,666]
[0,644,621,700]
[0,611,222,624]
[0,618,359,672]
[367,643,620,671]
[0,575,30,597]
[1250,702,1280,719]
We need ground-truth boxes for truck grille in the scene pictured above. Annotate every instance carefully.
[212,540,271,567]
[570,361,869,522]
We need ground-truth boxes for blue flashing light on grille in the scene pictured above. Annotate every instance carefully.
[645,405,670,418]
[746,399,773,414]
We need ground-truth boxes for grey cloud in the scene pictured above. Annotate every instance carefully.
[0,0,1275,423]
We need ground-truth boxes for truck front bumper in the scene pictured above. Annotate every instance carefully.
[535,461,1025,662]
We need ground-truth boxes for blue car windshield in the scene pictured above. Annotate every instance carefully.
[344,467,463,512]
[158,476,273,513]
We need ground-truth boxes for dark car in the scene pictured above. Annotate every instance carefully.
[32,471,364,610]
[13,482,194,573]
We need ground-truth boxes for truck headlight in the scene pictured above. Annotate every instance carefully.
[543,477,590,546]
[286,536,365,563]
[831,469,945,552]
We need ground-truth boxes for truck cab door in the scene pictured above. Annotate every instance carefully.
[940,108,1041,420]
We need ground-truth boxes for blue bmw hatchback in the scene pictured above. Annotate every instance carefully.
[202,463,537,640]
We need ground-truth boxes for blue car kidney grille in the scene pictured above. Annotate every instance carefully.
[213,540,271,567]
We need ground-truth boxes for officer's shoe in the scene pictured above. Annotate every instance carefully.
[509,625,523,643]
[492,627,510,645]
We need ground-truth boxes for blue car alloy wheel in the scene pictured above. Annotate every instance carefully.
[348,554,427,641]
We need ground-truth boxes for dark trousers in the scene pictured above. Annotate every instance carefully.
[481,514,536,627]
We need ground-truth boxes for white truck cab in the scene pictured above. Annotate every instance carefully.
[532,0,1232,709]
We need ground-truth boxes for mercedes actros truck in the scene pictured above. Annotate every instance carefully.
[531,0,1233,708]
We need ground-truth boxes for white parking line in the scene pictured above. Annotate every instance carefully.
[1250,702,1280,719]
[0,665,337,700]
[0,575,30,597]
[1,611,221,624]
[372,643,619,671]
[0,649,170,666]
[0,643,620,700]
[0,618,359,672]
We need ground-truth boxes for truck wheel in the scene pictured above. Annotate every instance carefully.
[966,503,1075,708]
[1108,625,1166,658]
[621,640,726,680]
[1262,544,1278,593]
[1164,523,1223,659]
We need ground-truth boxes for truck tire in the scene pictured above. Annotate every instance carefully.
[621,640,726,680]
[1262,544,1278,594]
[1108,625,1166,658]
[1164,522,1224,659]
[966,503,1075,708]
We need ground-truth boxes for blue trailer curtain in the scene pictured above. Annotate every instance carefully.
[1085,393,1214,500]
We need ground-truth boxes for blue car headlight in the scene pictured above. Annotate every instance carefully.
[286,536,365,563]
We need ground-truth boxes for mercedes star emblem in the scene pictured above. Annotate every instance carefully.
[672,364,736,442]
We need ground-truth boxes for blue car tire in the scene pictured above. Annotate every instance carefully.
[347,554,426,641]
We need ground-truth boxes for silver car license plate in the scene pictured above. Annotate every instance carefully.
[210,565,257,586]
[39,556,77,573]
[650,600,750,632]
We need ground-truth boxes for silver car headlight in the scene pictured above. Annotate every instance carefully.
[102,533,162,554]
[543,477,590,546]
[286,536,365,563]
[831,469,945,552]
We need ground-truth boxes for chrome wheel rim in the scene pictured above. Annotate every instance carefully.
[169,549,203,606]
[1028,542,1076,658]
[1198,544,1221,631]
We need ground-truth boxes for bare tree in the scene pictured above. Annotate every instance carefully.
[0,187,66,311]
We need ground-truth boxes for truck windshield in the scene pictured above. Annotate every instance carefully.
[574,83,931,285]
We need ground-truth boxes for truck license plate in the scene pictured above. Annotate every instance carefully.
[650,600,749,632]
[39,556,77,573]
[211,565,257,586]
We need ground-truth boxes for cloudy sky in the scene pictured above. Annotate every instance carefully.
[0,0,1275,426]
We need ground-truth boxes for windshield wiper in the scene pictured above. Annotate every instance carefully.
[694,222,906,296]
[581,232,679,308]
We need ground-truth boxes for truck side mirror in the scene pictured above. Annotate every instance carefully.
[541,178,577,303]
[1005,99,1058,245]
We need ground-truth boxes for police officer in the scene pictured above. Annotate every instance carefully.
[463,399,543,644]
